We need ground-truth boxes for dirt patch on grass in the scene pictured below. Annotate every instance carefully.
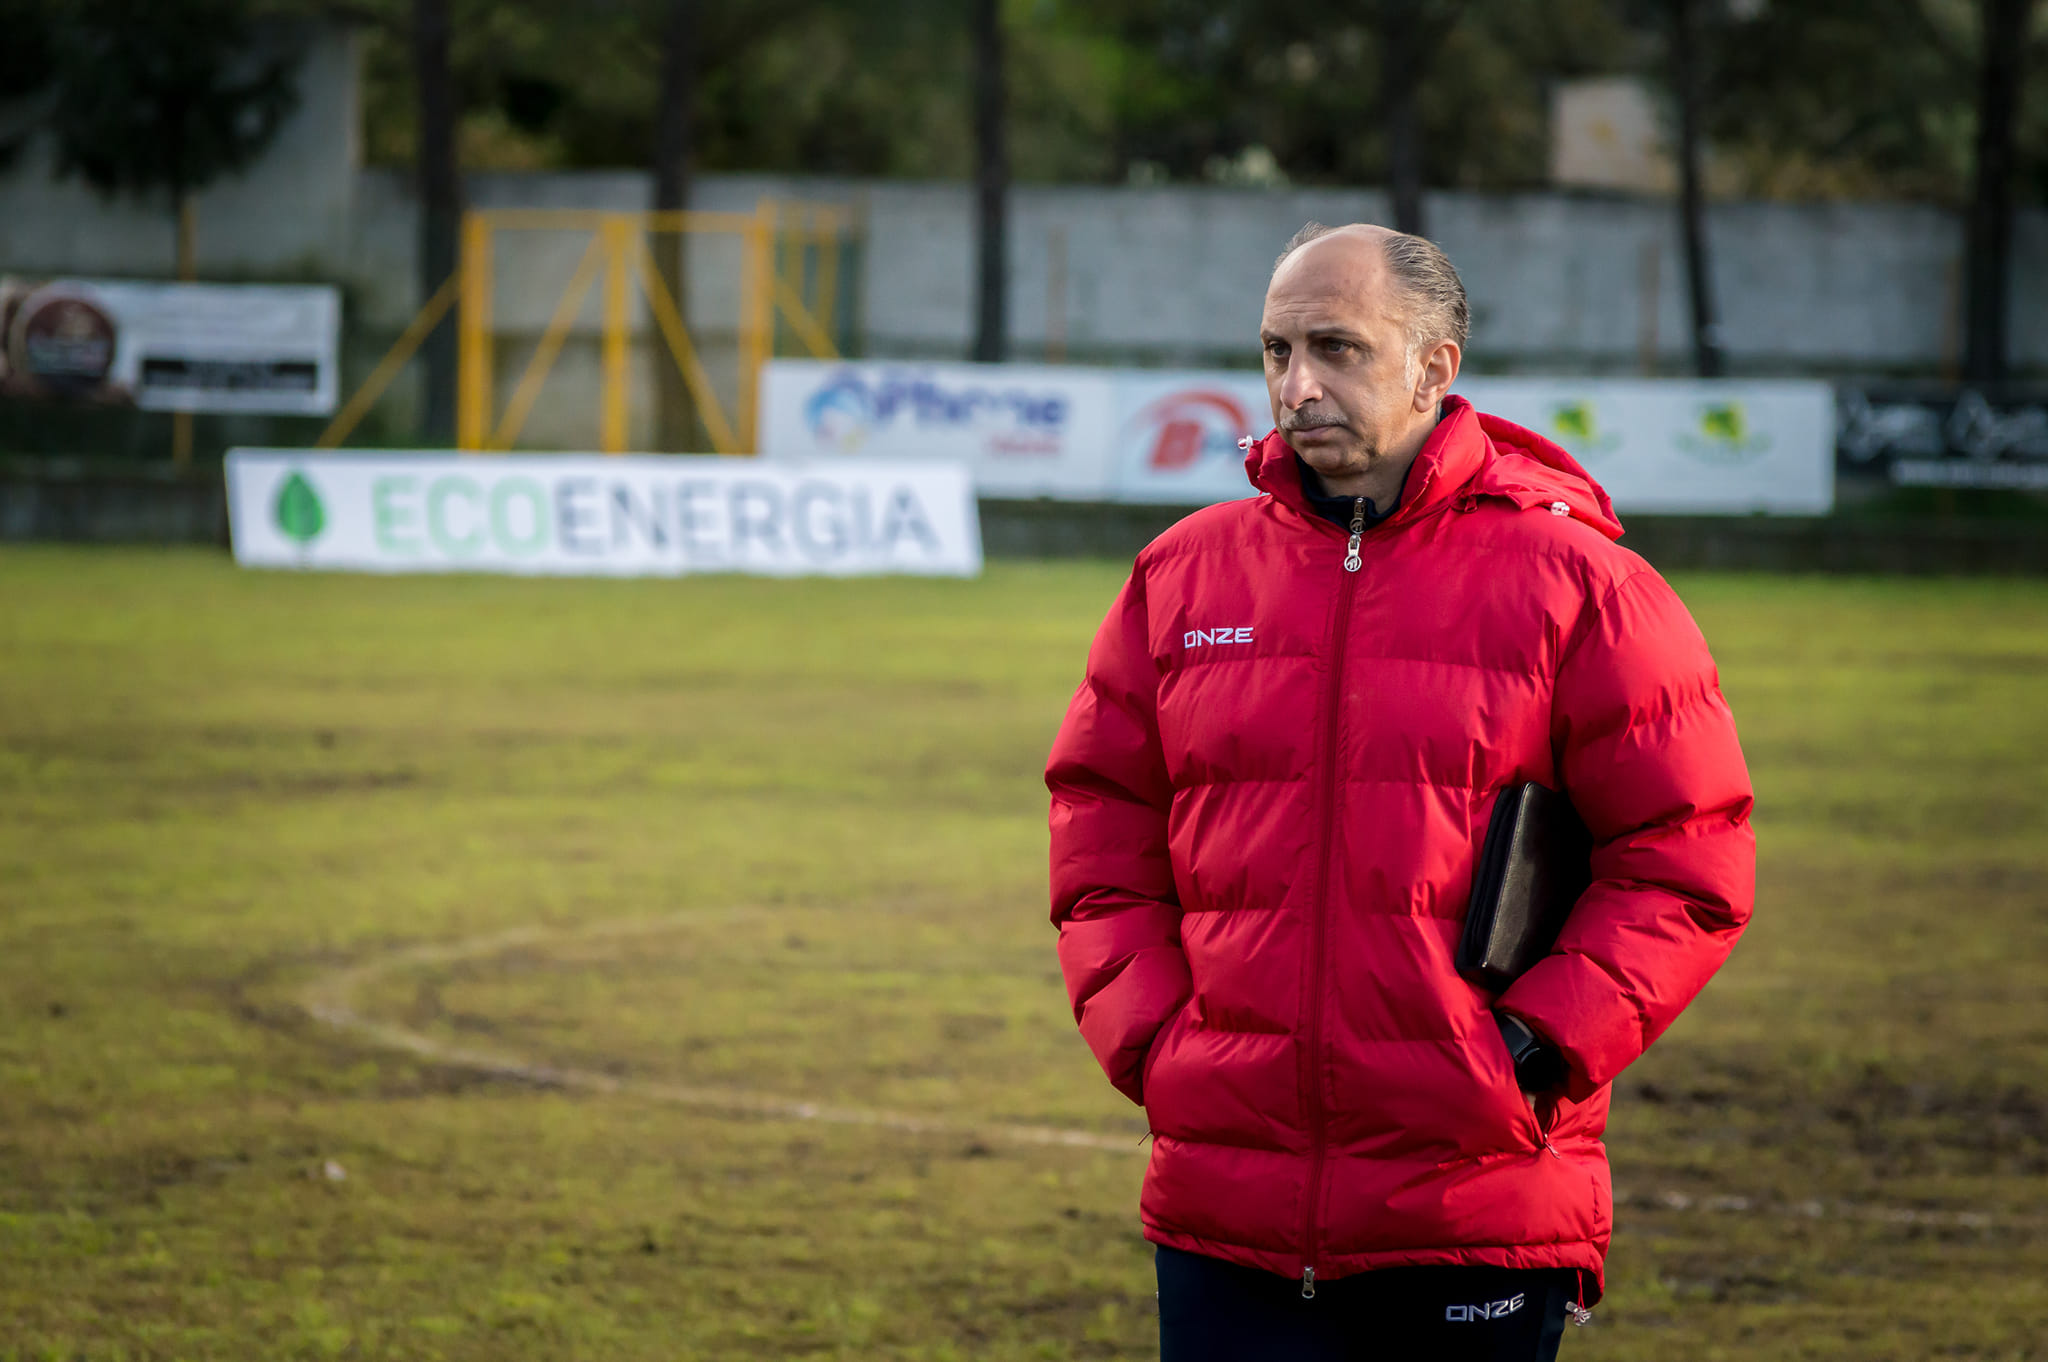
[1630,1064,2048,1179]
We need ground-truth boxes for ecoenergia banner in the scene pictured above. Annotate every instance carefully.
[759,359,1836,515]
[1,278,339,414]
[226,451,982,577]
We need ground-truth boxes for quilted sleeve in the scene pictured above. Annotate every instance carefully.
[1498,567,1755,1101]
[1045,565,1191,1106]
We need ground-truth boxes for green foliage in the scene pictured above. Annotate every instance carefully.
[1090,0,1643,188]
[0,0,57,171]
[334,0,2048,204]
[1701,0,1984,203]
[1,549,2046,1357]
[10,0,2048,201]
[42,0,301,202]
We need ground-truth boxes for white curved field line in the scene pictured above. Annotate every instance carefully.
[298,912,1142,1155]
[299,914,2030,1230]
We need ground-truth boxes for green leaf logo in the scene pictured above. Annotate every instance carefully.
[1544,400,1619,458]
[1699,403,1747,445]
[274,471,326,545]
[1551,402,1595,443]
[1675,401,1771,464]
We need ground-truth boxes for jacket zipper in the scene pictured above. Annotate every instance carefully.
[1531,1093,1563,1160]
[1301,495,1368,1300]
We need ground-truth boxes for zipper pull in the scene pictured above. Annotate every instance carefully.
[1343,497,1366,573]
[1532,1092,1563,1159]
[1300,1266,1316,1300]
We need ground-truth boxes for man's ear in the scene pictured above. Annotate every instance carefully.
[1412,340,1461,412]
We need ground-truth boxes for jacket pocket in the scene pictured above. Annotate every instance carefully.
[1139,1007,1178,1109]
[1476,1012,1548,1153]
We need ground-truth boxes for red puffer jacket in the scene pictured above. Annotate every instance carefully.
[1046,396,1753,1301]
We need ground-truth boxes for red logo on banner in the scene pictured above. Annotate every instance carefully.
[1131,389,1255,470]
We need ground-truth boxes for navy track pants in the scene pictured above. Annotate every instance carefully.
[1157,1246,1577,1362]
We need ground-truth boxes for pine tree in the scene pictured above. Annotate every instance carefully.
[45,0,300,281]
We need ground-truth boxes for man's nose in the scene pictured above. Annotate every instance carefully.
[1279,356,1322,411]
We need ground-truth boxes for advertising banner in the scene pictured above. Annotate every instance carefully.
[761,359,1835,515]
[758,359,1115,498]
[0,278,339,415]
[1836,387,2048,490]
[226,451,982,578]
[1109,369,1271,505]
[1457,377,1836,515]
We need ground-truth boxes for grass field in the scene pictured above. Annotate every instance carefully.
[3,546,2046,1361]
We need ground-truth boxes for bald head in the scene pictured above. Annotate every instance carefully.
[1271,221,1398,275]
[1271,221,1469,356]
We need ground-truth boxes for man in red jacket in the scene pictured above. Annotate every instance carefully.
[1046,223,1754,1361]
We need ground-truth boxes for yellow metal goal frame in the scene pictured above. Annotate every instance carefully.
[317,199,854,455]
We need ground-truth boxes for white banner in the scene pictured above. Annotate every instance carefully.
[758,360,1115,498]
[0,278,339,414]
[1457,378,1836,516]
[1109,369,1270,505]
[760,359,1836,515]
[226,451,982,577]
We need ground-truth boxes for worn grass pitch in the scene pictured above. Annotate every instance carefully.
[2,547,2045,1360]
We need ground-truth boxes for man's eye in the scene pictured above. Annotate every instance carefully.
[1321,339,1349,355]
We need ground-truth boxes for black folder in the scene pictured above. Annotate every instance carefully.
[1456,783,1592,991]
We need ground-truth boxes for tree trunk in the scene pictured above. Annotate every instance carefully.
[171,190,196,466]
[175,192,197,282]
[971,0,1008,363]
[1962,0,2032,386]
[1673,0,1724,378]
[1382,6,1425,236]
[414,0,461,444]
[652,0,697,449]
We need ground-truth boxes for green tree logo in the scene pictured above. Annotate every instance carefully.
[273,471,326,545]
[1700,403,1747,445]
[1676,401,1772,465]
[1546,401,1618,458]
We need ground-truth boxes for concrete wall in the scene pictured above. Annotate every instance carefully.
[334,171,2035,379]
[43,159,2034,386]
[844,182,2046,377]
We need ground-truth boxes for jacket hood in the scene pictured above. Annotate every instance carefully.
[1243,394,1623,541]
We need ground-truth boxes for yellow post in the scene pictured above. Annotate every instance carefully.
[627,236,741,455]
[813,211,840,346]
[599,216,633,454]
[457,211,493,451]
[489,233,607,451]
[315,273,461,450]
[738,200,777,453]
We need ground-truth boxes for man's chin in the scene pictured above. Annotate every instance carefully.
[1290,436,1370,475]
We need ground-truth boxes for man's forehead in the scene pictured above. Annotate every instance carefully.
[1265,227,1392,322]
[1264,239,1395,334]
[1274,227,1390,283]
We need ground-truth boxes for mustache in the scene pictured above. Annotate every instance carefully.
[1280,404,1350,433]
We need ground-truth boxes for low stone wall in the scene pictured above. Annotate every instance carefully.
[0,461,227,544]
[977,499,2048,576]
